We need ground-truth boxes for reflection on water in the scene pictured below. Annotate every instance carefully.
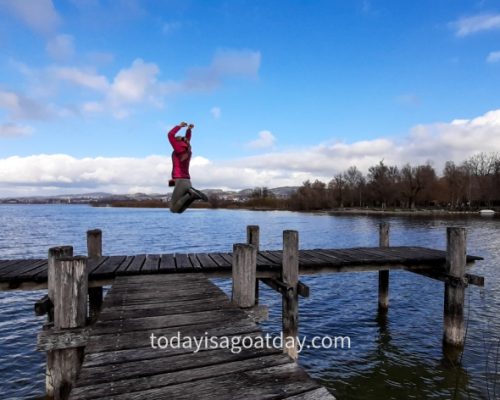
[0,205,499,399]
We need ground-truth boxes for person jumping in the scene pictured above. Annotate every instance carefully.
[168,121,208,213]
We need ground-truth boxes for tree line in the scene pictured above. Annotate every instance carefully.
[211,152,500,211]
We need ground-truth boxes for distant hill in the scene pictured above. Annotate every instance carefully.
[0,186,299,204]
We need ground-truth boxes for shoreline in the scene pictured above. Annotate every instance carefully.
[2,202,497,216]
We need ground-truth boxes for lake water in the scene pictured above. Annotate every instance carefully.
[0,205,499,399]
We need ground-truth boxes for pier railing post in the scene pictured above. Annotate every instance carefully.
[46,246,73,399]
[378,222,390,313]
[443,227,467,348]
[87,229,103,322]
[247,225,260,304]
[232,243,257,308]
[52,256,88,400]
[282,230,299,360]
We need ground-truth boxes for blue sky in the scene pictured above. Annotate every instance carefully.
[0,0,499,195]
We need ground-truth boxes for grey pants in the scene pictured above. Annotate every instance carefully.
[170,179,195,213]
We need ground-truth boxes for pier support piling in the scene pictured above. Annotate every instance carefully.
[282,230,299,360]
[51,256,88,400]
[87,229,103,322]
[232,243,257,308]
[46,246,73,399]
[247,225,260,304]
[443,227,467,349]
[378,223,390,313]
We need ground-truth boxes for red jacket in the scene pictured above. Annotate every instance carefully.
[168,125,192,179]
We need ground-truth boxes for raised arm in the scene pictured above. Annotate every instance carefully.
[186,123,194,141]
[168,122,187,152]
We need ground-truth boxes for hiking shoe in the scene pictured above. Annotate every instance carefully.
[189,187,208,202]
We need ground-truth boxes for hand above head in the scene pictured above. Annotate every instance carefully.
[188,123,195,129]
[179,122,188,127]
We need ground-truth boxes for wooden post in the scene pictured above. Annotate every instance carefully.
[86,229,102,257]
[443,227,467,348]
[378,222,390,313]
[46,246,73,399]
[247,225,260,304]
[232,243,256,308]
[282,230,299,360]
[87,229,103,322]
[51,256,88,400]
[246,225,260,250]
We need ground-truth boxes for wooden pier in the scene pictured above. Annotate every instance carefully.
[0,224,485,399]
[60,273,333,399]
[0,247,483,292]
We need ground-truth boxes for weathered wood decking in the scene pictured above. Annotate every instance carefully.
[0,246,483,290]
[68,273,335,400]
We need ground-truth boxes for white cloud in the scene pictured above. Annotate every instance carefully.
[50,67,109,91]
[109,59,161,105]
[184,49,261,91]
[211,49,261,78]
[50,59,164,118]
[247,130,276,149]
[0,0,60,34]
[453,13,500,37]
[210,107,221,119]
[0,90,52,120]
[0,154,169,193]
[0,123,33,137]
[487,51,500,63]
[7,47,260,123]
[46,34,75,61]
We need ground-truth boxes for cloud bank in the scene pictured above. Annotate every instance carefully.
[1,109,500,196]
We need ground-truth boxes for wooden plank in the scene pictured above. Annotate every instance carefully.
[85,319,260,353]
[98,296,228,313]
[92,308,247,335]
[260,251,282,265]
[209,252,231,268]
[159,254,176,272]
[91,256,127,277]
[141,255,160,273]
[301,250,342,264]
[87,256,108,275]
[71,354,292,400]
[175,253,192,270]
[112,256,133,274]
[196,253,219,269]
[75,362,320,400]
[284,387,335,399]
[125,255,146,273]
[100,289,225,307]
[82,331,271,368]
[256,252,275,266]
[0,259,37,277]
[0,259,15,270]
[77,346,282,386]
[297,252,325,266]
[0,259,25,273]
[1,259,46,279]
[188,254,202,269]
[219,252,234,266]
[37,327,90,351]
[98,298,236,321]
